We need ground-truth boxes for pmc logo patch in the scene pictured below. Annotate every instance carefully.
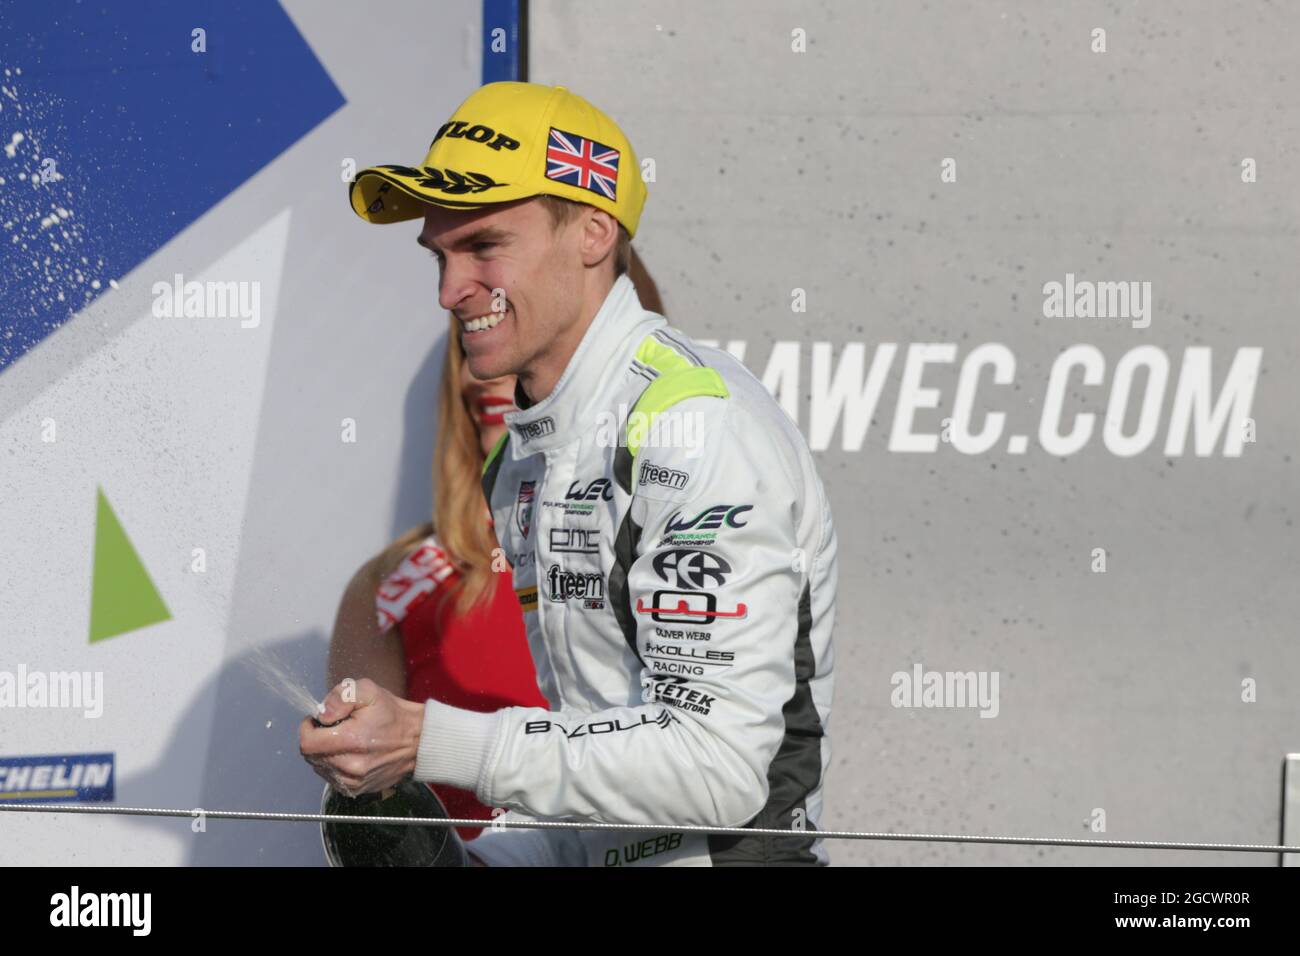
[651,549,731,590]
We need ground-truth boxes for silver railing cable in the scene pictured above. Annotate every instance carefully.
[1,803,1297,854]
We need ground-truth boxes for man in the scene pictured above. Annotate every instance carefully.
[301,81,838,866]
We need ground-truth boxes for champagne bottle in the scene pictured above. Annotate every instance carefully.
[320,779,469,867]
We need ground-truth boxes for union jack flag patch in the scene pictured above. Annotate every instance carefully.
[545,127,620,201]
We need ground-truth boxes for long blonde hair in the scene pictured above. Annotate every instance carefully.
[374,316,502,619]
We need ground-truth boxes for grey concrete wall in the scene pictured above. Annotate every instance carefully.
[533,0,1300,864]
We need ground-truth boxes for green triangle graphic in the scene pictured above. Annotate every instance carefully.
[89,486,171,643]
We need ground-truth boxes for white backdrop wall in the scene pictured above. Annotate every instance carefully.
[1,0,486,865]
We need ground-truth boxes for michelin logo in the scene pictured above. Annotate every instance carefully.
[0,753,115,802]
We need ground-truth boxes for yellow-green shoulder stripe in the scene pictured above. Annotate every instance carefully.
[625,366,729,457]
[482,430,508,476]
[635,334,698,375]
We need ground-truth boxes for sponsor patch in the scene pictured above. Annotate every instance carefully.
[659,505,752,545]
[638,461,690,491]
[635,589,748,624]
[546,564,606,610]
[515,480,536,537]
[651,549,731,589]
[524,710,673,737]
[516,417,556,444]
[642,674,717,715]
[666,504,752,532]
[515,585,539,613]
[566,478,614,502]
[549,527,600,555]
[541,498,599,518]
[644,643,735,668]
[431,120,521,152]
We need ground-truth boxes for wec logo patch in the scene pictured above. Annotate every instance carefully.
[666,505,752,532]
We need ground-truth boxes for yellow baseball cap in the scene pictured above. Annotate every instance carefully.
[349,81,648,238]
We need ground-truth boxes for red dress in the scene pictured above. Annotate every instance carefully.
[376,535,547,841]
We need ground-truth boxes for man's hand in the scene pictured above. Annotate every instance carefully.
[299,678,426,796]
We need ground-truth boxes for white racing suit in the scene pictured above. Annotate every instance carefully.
[413,274,838,866]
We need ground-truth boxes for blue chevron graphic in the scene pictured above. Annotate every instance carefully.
[0,0,345,372]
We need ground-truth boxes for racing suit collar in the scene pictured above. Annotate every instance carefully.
[503,274,654,457]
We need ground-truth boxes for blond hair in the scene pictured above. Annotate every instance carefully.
[373,316,502,619]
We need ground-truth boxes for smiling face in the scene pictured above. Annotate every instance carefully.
[417,196,619,402]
